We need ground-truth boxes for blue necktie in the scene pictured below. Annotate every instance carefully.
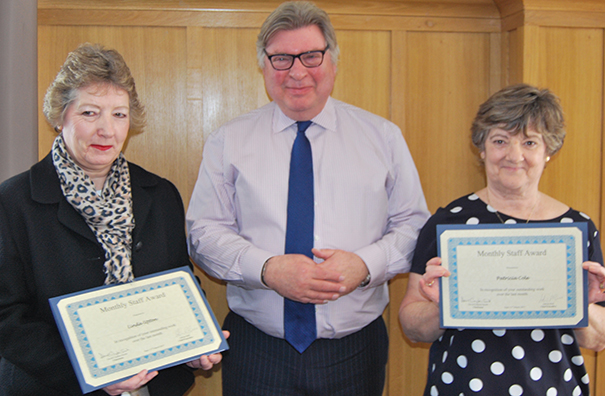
[284,120,316,353]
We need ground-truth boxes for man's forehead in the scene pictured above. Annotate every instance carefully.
[265,25,326,53]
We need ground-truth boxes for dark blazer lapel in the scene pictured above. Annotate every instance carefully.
[129,163,156,240]
[56,199,99,244]
[31,153,99,245]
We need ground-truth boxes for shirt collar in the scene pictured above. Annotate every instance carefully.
[272,97,336,133]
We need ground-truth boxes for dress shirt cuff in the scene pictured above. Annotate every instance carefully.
[241,247,275,289]
[354,244,387,287]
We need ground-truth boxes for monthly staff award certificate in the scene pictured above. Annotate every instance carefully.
[437,223,588,329]
[49,266,228,394]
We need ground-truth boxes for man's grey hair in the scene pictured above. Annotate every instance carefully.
[256,1,339,69]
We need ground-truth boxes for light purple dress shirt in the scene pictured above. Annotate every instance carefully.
[186,97,429,339]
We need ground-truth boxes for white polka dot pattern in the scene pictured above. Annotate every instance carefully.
[471,339,485,353]
[546,388,558,396]
[548,350,562,363]
[457,355,468,368]
[571,356,584,366]
[469,378,483,392]
[530,367,542,381]
[573,386,582,396]
[511,346,525,360]
[509,384,523,395]
[531,329,544,342]
[491,362,505,375]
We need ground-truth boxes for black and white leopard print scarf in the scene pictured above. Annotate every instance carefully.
[52,134,135,285]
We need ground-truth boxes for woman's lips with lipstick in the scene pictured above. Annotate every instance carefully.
[91,144,112,151]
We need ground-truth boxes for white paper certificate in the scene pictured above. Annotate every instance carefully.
[49,267,228,393]
[437,223,588,329]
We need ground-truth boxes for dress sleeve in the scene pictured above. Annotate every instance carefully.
[410,211,442,275]
[587,219,603,265]
[585,219,605,309]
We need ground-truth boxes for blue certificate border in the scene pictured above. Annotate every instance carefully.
[49,266,228,393]
[437,222,588,329]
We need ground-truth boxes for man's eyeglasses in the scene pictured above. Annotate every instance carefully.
[264,46,329,71]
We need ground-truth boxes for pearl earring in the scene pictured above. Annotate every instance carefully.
[546,156,551,162]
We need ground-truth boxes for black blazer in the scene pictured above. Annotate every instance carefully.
[0,154,195,396]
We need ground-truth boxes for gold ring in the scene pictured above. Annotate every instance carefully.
[427,280,434,287]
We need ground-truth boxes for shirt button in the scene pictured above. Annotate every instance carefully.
[135,241,143,251]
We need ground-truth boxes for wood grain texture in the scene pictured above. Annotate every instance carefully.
[38,0,501,18]
[494,0,605,18]
[403,30,491,213]
[38,9,501,33]
[525,9,605,28]
[522,0,605,13]
[493,0,523,18]
[536,27,603,229]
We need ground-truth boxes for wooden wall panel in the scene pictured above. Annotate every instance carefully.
[186,27,267,209]
[38,0,501,19]
[388,30,432,396]
[536,27,603,223]
[404,31,491,213]
[332,30,391,120]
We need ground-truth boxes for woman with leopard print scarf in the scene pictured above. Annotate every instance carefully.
[0,43,225,396]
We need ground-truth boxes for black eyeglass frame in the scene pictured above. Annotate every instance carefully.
[264,45,330,71]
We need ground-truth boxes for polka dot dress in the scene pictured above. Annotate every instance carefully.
[411,193,604,396]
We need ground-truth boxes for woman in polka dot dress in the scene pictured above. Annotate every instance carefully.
[399,84,605,396]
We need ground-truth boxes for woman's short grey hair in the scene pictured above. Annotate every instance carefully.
[471,83,565,156]
[256,1,339,69]
[43,43,146,134]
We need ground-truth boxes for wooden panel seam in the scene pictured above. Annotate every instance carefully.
[38,0,501,19]
[501,10,525,32]
[524,10,605,28]
[38,9,501,33]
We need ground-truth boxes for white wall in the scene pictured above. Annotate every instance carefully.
[0,0,37,183]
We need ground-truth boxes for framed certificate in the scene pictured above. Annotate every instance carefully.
[437,223,588,329]
[49,266,228,394]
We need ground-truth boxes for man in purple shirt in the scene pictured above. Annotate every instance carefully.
[186,2,429,395]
